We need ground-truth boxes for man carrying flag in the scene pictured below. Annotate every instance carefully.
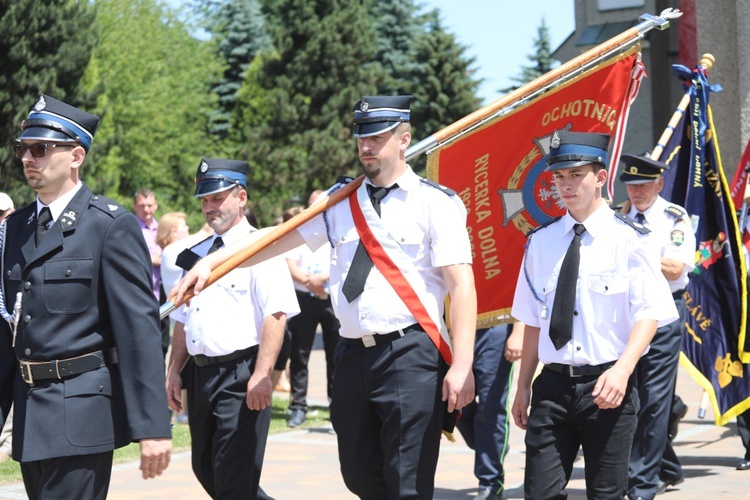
[173,95,477,499]
[618,154,695,498]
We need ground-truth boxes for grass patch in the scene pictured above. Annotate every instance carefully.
[0,396,329,486]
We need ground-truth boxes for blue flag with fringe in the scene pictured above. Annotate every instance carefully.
[659,62,750,425]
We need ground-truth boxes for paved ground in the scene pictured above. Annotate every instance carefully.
[0,337,748,499]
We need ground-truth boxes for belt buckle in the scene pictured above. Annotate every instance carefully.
[19,360,34,385]
[361,335,376,348]
[568,365,582,378]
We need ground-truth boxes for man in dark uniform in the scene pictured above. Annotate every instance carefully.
[619,154,695,499]
[0,94,172,499]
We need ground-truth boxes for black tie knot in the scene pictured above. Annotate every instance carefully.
[367,184,397,217]
[574,223,586,237]
[36,207,52,245]
[208,236,224,254]
[635,212,646,225]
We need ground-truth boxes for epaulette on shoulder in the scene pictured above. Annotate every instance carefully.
[89,195,126,218]
[664,205,687,219]
[526,216,561,238]
[335,175,355,185]
[614,211,650,234]
[420,178,456,196]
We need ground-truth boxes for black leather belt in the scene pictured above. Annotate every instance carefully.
[18,348,118,385]
[545,360,616,378]
[340,323,424,348]
[672,289,686,299]
[193,345,258,367]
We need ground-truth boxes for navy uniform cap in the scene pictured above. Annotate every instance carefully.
[18,94,99,151]
[352,95,413,137]
[194,158,249,197]
[545,130,610,171]
[619,153,669,184]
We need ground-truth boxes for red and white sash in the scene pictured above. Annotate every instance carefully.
[349,185,453,364]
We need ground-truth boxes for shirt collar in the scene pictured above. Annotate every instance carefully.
[214,217,252,246]
[561,198,611,239]
[37,181,83,222]
[136,215,157,230]
[627,195,666,219]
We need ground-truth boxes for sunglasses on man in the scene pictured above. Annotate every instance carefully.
[14,142,77,159]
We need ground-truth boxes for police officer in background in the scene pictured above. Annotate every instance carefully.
[166,158,299,499]
[172,95,477,499]
[0,94,172,499]
[619,154,695,499]
[511,131,677,499]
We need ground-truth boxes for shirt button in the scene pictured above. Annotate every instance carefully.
[360,314,365,320]
[24,348,31,355]
[573,311,579,316]
[576,346,582,351]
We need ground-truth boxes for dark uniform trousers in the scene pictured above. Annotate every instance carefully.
[525,367,639,499]
[629,295,686,496]
[21,451,113,500]
[187,349,271,499]
[737,408,750,461]
[331,331,447,499]
[288,291,340,411]
[456,324,514,495]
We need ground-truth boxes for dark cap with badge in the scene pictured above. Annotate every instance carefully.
[618,153,669,184]
[18,94,99,152]
[352,95,413,138]
[545,130,610,171]
[194,158,249,197]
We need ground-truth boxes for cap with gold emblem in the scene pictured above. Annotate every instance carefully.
[352,95,413,138]
[194,158,248,197]
[545,130,610,171]
[618,153,670,184]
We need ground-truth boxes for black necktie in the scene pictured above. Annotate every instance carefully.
[207,236,224,254]
[635,212,647,225]
[549,223,586,350]
[35,207,52,245]
[341,184,397,302]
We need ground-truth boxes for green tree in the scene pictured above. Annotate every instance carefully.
[207,0,272,138]
[502,18,556,93]
[0,0,97,205]
[230,0,383,224]
[409,10,482,172]
[81,0,223,220]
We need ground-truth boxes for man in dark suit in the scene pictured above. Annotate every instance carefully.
[0,94,172,499]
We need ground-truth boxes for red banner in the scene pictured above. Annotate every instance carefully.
[427,47,641,327]
[730,137,750,211]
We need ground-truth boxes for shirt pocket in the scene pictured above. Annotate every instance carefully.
[387,220,422,259]
[44,259,94,314]
[64,369,115,446]
[586,273,629,327]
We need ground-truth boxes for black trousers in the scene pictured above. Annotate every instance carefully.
[456,324,514,494]
[21,451,113,500]
[288,292,340,411]
[187,350,271,499]
[629,297,686,497]
[738,408,750,460]
[525,367,638,499]
[331,332,447,499]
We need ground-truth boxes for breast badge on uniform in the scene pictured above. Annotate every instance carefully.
[497,128,570,235]
[671,229,685,246]
[108,204,118,212]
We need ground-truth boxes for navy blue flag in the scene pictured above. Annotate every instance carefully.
[659,63,750,425]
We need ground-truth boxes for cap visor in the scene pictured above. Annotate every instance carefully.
[354,121,400,138]
[195,181,240,197]
[18,127,77,143]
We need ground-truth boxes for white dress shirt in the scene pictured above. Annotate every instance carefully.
[172,218,299,356]
[512,201,678,366]
[297,166,472,339]
[627,195,695,292]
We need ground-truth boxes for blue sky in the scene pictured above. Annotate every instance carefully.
[421,0,576,103]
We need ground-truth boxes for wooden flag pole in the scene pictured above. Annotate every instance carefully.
[161,9,683,319]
